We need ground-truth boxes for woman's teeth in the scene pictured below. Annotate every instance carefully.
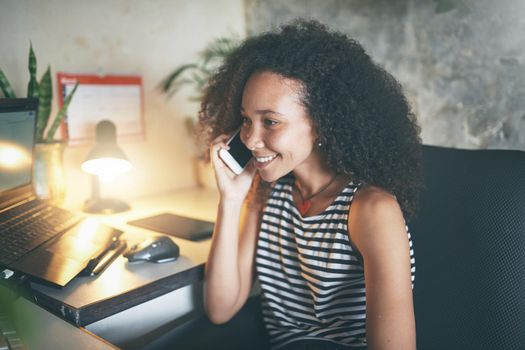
[256,155,277,163]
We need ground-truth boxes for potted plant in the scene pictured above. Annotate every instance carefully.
[0,44,78,203]
[159,36,239,188]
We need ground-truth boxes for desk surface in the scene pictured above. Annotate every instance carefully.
[29,187,218,326]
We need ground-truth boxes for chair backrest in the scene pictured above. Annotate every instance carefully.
[409,145,525,350]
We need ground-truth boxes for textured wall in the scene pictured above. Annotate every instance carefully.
[245,0,525,150]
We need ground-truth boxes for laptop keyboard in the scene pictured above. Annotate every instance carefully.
[0,200,79,267]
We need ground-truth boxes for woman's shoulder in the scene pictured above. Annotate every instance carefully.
[349,185,407,255]
[352,185,400,213]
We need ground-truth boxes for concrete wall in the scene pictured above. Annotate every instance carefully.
[0,0,245,207]
[245,0,525,150]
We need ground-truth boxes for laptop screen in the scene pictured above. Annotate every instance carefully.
[0,99,37,194]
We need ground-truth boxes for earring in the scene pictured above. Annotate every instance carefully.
[317,141,323,147]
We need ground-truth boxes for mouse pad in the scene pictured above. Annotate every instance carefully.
[128,213,214,241]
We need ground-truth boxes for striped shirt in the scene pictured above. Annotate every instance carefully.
[255,177,416,349]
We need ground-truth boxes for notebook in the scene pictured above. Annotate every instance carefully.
[128,213,214,241]
[0,98,122,287]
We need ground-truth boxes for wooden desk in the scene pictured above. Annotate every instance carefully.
[28,187,218,328]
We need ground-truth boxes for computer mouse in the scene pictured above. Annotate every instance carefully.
[124,236,179,263]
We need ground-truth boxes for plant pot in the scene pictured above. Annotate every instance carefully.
[33,141,66,204]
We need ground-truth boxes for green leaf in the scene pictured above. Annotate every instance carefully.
[0,69,16,98]
[27,43,39,98]
[158,63,198,93]
[159,35,240,105]
[45,82,78,143]
[165,78,193,98]
[201,37,238,66]
[36,66,52,142]
[191,71,206,87]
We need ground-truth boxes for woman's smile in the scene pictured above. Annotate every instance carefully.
[254,154,278,168]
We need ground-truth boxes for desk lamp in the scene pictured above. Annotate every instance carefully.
[81,120,132,214]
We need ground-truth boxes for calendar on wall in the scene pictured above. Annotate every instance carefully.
[57,73,145,146]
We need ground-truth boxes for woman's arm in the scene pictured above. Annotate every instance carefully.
[204,137,264,324]
[349,186,416,350]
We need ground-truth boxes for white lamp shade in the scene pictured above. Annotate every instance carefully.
[81,157,132,178]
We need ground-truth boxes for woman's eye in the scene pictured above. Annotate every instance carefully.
[241,116,251,125]
[264,119,278,126]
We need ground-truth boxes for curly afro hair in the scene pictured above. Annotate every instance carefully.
[198,19,423,219]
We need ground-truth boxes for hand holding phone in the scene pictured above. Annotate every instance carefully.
[218,130,252,175]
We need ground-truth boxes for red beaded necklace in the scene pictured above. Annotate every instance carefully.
[295,175,338,216]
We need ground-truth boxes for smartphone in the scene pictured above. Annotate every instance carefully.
[218,130,252,175]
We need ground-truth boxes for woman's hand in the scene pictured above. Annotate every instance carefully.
[210,134,257,201]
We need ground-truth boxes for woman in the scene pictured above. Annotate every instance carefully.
[201,20,422,350]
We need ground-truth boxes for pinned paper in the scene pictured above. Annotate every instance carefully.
[57,73,144,146]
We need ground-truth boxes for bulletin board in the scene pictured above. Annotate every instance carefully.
[57,73,145,146]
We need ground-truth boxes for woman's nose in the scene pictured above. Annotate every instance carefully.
[242,127,265,151]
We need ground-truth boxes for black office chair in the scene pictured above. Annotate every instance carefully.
[144,145,525,350]
[409,145,525,350]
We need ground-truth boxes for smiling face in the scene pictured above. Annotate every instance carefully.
[240,71,322,182]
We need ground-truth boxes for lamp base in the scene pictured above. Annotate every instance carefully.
[83,198,131,214]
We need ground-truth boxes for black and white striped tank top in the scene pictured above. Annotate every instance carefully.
[255,177,416,349]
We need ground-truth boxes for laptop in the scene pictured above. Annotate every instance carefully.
[0,98,123,287]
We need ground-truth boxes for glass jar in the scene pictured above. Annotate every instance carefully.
[33,142,66,204]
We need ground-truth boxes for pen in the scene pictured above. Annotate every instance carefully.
[82,237,120,274]
[90,241,127,276]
